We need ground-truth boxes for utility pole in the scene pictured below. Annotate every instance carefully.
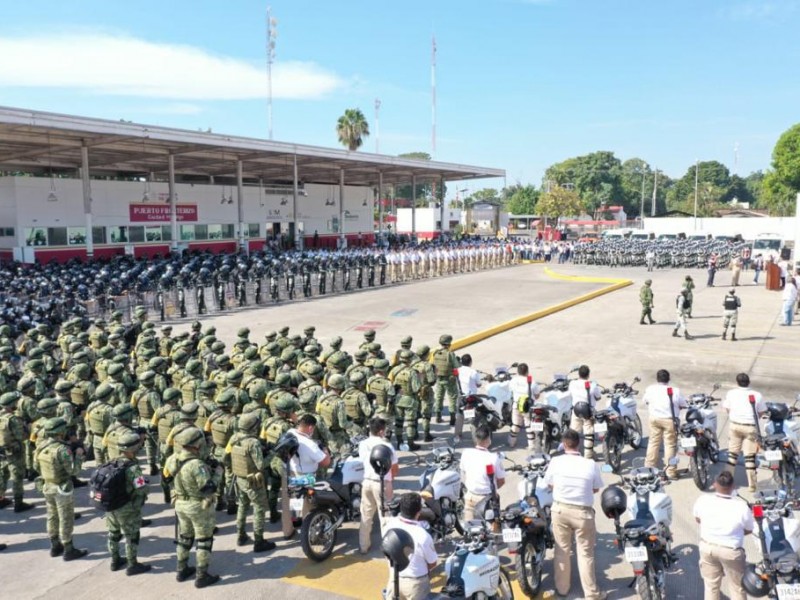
[651,169,659,217]
[266,6,277,140]
[374,98,381,154]
[431,34,437,157]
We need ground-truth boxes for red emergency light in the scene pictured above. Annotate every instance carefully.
[486,464,495,476]
[752,504,764,518]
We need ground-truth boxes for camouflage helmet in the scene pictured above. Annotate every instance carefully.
[399,349,413,363]
[238,412,261,433]
[216,354,231,367]
[17,377,36,392]
[185,359,202,375]
[354,349,368,361]
[329,336,343,348]
[174,427,205,449]
[0,391,20,407]
[439,334,453,346]
[275,372,292,388]
[37,397,60,413]
[400,336,413,348]
[118,431,143,451]
[416,345,431,359]
[74,363,91,379]
[112,403,135,420]
[107,362,125,377]
[305,362,324,378]
[363,329,376,341]
[349,370,367,387]
[94,383,114,400]
[216,389,237,407]
[275,395,299,414]
[180,402,199,420]
[264,331,277,342]
[163,387,182,403]
[226,369,243,383]
[328,374,347,391]
[44,417,68,436]
[139,370,156,384]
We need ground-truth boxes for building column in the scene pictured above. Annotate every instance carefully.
[411,175,417,239]
[339,168,345,247]
[378,171,384,243]
[293,154,301,250]
[168,153,177,251]
[439,175,445,238]
[80,143,94,258]
[236,159,245,252]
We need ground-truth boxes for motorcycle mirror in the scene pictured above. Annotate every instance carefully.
[633,376,641,383]
[668,457,680,466]
[601,464,614,473]
[510,362,519,368]
[712,383,721,392]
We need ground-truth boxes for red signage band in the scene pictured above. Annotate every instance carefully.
[129,204,198,223]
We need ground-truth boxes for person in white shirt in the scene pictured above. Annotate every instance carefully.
[287,414,331,477]
[457,354,481,396]
[460,425,505,521]
[781,276,797,326]
[544,429,605,600]
[642,369,687,479]
[358,417,398,554]
[384,493,437,600]
[693,471,753,600]
[568,365,602,459]
[723,373,766,491]
[508,363,539,450]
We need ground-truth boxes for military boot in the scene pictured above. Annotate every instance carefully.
[176,566,196,582]
[253,538,276,553]
[672,329,679,337]
[407,440,420,452]
[149,464,159,478]
[639,319,646,325]
[423,430,434,442]
[215,497,225,511]
[237,532,252,546]
[49,537,64,557]
[195,572,221,589]
[684,332,694,340]
[110,557,127,571]
[62,542,88,561]
[0,497,11,509]
[722,331,727,340]
[0,543,6,551]
[435,413,442,424]
[71,476,88,488]
[163,489,171,504]
[731,333,737,341]
[449,414,456,427]
[14,497,34,513]
[227,501,238,516]
[126,562,152,576]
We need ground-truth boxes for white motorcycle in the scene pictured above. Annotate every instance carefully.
[411,445,466,540]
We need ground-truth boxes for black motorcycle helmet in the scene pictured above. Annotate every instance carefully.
[573,401,593,420]
[741,563,770,597]
[381,528,414,571]
[685,408,705,424]
[273,432,299,461]
[369,443,393,477]
[600,485,627,519]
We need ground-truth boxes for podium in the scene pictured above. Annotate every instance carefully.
[766,262,781,291]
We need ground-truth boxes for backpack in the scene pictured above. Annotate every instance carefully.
[432,349,451,377]
[90,459,133,512]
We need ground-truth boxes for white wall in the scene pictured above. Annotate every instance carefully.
[641,216,800,241]
[396,207,462,233]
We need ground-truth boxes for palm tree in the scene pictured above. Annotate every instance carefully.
[336,108,370,151]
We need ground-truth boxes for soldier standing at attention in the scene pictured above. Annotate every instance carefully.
[316,374,350,458]
[130,370,161,476]
[722,288,741,341]
[673,288,693,340]
[431,334,460,426]
[639,279,656,325]
[0,392,35,512]
[163,427,222,588]
[105,431,151,575]
[34,417,88,560]
[412,346,437,442]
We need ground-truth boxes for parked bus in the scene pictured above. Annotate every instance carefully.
[752,233,783,262]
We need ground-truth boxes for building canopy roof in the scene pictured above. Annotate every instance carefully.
[0,106,504,187]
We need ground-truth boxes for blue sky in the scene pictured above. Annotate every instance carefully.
[2,0,799,193]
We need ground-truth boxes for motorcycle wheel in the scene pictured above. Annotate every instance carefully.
[300,508,337,562]
[454,498,467,535]
[690,451,710,490]
[502,404,512,427]
[515,538,544,598]
[627,415,643,450]
[604,434,623,474]
[489,566,515,600]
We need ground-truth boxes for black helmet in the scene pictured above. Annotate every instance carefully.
[381,528,415,571]
[600,485,627,519]
[741,563,770,597]
[685,408,705,424]
[370,443,393,477]
[273,432,299,461]
[573,401,593,420]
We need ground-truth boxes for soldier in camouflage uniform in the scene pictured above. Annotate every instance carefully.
[0,392,35,511]
[342,371,373,435]
[320,335,343,366]
[131,370,162,476]
[148,357,169,395]
[359,329,376,352]
[95,346,115,383]
[226,412,277,552]
[297,345,322,379]
[15,378,39,480]
[34,417,87,560]
[640,279,656,325]
[266,372,295,415]
[431,334,460,425]
[69,363,95,440]
[209,354,232,389]
[158,326,173,358]
[297,362,325,408]
[104,403,139,460]
[180,359,203,403]
[163,427,221,588]
[261,396,299,522]
[165,403,201,462]
[168,349,190,388]
[204,389,238,513]
[220,369,249,415]
[30,397,60,451]
[389,350,421,450]
[106,362,129,406]
[194,381,218,429]
[105,431,151,575]
[391,335,414,367]
[367,358,396,435]
[85,383,115,465]
[275,326,291,350]
[346,349,371,381]
[413,345,437,442]
[316,374,351,457]
[152,387,183,504]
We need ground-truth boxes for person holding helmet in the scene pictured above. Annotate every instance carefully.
[568,365,602,460]
[358,417,398,554]
[722,288,741,341]
[693,470,753,600]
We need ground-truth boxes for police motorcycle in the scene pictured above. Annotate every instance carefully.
[481,368,514,428]
[499,454,553,597]
[286,434,366,562]
[601,458,679,600]
[759,397,800,498]
[593,377,643,473]
[459,391,505,435]
[678,384,721,490]
[528,367,577,454]
[742,488,800,599]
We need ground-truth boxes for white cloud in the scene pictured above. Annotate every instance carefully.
[722,1,799,20]
[0,33,344,100]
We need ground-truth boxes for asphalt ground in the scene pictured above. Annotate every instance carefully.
[2,262,798,599]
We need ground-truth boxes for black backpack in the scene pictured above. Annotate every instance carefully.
[90,459,133,512]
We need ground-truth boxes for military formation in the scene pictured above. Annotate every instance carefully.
[0,306,463,587]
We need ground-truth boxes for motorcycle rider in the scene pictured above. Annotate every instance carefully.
[643,369,687,480]
[722,373,766,492]
[460,425,505,521]
[568,365,602,460]
[508,362,539,450]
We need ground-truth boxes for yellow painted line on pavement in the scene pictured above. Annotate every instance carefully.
[450,267,632,351]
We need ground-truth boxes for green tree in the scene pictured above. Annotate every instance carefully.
[619,158,652,217]
[744,171,766,206]
[760,124,800,215]
[535,187,584,220]
[667,161,731,209]
[336,108,370,151]
[394,152,437,205]
[761,171,796,215]
[503,184,539,215]
[464,188,502,208]
[543,151,624,211]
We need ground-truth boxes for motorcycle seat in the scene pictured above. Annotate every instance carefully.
[769,540,797,564]
[623,518,656,532]
[765,433,788,446]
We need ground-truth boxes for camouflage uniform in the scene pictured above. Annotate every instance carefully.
[389,351,422,449]
[316,375,350,457]
[204,391,238,512]
[0,393,34,510]
[341,371,373,435]
[431,335,460,421]
[367,360,396,434]
[413,346,438,441]
[85,383,115,464]
[130,371,161,474]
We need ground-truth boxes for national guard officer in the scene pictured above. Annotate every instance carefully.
[104,403,138,460]
[391,336,414,367]
[431,334,459,425]
[226,412,276,553]
[69,363,95,440]
[360,329,377,352]
[16,377,39,479]
[261,396,298,523]
[412,346,437,442]
[722,288,741,341]
[643,369,687,480]
[152,388,183,503]
[105,430,151,576]
[639,279,656,325]
[723,373,766,492]
[163,427,222,588]
[130,370,161,476]
[180,359,203,403]
[390,350,421,450]
[0,391,35,512]
[367,359,396,429]
[106,362,130,406]
[317,374,351,457]
[568,365,602,460]
[342,371,373,435]
[204,389,238,512]
[34,417,88,560]
[85,383,115,465]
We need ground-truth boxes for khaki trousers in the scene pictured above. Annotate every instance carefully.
[463,491,491,522]
[551,502,602,600]
[386,573,431,600]
[645,418,678,477]
[359,478,392,553]
[570,414,595,459]
[726,422,758,488]
[699,541,747,600]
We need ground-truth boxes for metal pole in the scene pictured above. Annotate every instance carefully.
[640,167,647,225]
[411,175,417,239]
[375,99,381,154]
[267,6,276,140]
[693,159,699,231]
[378,171,384,241]
[339,168,345,248]
[236,159,245,252]
[293,154,300,250]
[80,144,94,259]
[168,153,177,251]
[650,169,658,217]
[431,36,437,157]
